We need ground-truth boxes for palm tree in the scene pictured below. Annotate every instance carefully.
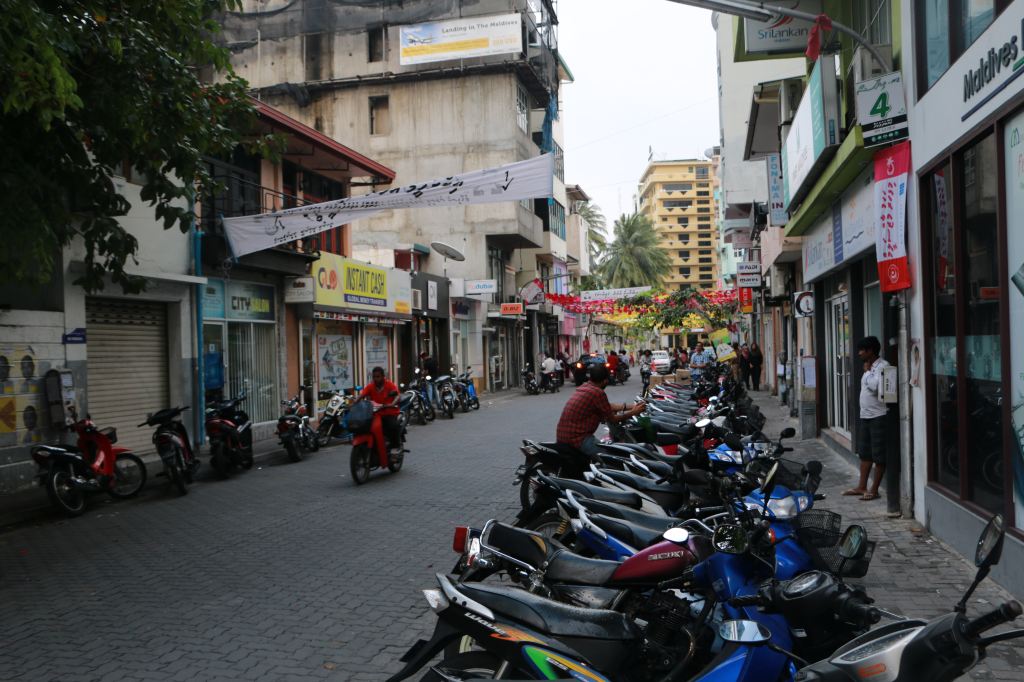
[599,213,671,288]
[574,200,608,264]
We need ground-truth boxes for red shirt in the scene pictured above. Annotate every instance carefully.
[360,380,401,415]
[606,353,619,370]
[556,382,613,448]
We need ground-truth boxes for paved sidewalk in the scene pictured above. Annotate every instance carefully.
[749,390,1024,680]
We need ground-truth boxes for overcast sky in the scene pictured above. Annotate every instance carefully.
[558,0,721,233]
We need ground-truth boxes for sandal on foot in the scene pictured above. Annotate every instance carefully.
[860,492,880,501]
[842,488,866,496]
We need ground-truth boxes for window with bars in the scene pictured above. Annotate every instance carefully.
[695,167,710,179]
[697,207,711,213]
[488,248,506,302]
[553,142,564,181]
[663,183,692,192]
[548,201,566,239]
[664,200,692,209]
[516,84,530,133]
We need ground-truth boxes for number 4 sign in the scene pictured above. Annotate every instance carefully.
[856,71,909,147]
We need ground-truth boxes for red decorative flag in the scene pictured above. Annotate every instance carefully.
[873,141,912,292]
[805,14,833,61]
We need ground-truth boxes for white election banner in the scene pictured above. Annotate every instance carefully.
[579,286,651,302]
[223,154,555,258]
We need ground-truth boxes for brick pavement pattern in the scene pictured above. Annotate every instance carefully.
[0,385,1020,681]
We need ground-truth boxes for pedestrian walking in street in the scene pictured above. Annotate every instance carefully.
[639,349,652,397]
[844,336,891,501]
[689,342,710,380]
[738,344,751,389]
[555,364,645,462]
[749,342,764,391]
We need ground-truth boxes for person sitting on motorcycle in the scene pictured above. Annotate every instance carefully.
[556,364,645,464]
[605,349,620,383]
[356,366,402,468]
[540,352,557,390]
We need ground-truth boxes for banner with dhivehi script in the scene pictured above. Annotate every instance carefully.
[222,154,555,259]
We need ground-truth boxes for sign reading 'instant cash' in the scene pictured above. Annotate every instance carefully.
[344,261,387,308]
[315,253,411,316]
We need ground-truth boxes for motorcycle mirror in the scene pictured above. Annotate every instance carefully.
[804,460,823,477]
[976,513,1005,569]
[663,527,690,545]
[838,525,868,560]
[780,427,796,439]
[760,461,779,500]
[719,620,772,645]
[712,524,749,555]
[958,513,1005,612]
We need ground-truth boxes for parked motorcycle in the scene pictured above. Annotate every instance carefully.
[522,364,540,395]
[30,408,147,516]
[435,374,460,419]
[412,369,438,423]
[278,386,319,463]
[205,395,253,478]
[139,405,198,495]
[457,367,481,410]
[348,395,407,485]
[317,390,354,446]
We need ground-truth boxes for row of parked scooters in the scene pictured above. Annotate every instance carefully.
[387,365,1023,681]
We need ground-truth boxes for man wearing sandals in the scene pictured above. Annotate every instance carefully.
[844,336,890,501]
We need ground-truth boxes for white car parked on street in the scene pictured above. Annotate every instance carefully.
[651,350,672,374]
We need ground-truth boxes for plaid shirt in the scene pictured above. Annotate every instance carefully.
[690,350,710,377]
[556,382,613,448]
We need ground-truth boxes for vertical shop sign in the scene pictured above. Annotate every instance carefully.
[318,335,354,394]
[427,280,438,311]
[739,287,754,314]
[873,141,912,292]
[766,153,788,225]
[1004,110,1024,527]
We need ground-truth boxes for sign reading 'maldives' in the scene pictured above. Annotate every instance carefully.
[962,17,1024,119]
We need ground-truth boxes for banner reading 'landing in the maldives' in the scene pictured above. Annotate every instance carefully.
[873,141,912,292]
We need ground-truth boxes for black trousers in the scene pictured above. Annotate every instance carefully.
[380,414,401,449]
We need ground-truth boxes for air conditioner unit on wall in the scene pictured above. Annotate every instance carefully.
[412,289,423,310]
[851,44,892,83]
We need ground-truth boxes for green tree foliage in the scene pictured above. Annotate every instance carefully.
[598,213,671,289]
[0,0,267,293]
[574,200,607,264]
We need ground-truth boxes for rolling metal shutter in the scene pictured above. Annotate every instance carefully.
[85,299,170,455]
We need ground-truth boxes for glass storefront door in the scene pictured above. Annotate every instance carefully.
[825,294,851,435]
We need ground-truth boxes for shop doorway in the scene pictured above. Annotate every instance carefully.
[825,294,851,435]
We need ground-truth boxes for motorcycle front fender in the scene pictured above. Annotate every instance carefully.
[385,618,463,682]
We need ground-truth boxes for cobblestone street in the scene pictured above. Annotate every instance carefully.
[0,385,1021,681]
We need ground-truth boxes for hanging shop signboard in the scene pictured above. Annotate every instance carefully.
[500,303,524,315]
[794,290,815,317]
[739,288,754,314]
[314,253,412,316]
[737,273,762,288]
[781,57,841,211]
[856,71,909,147]
[873,141,912,292]
[465,279,498,295]
[766,153,788,226]
[742,0,821,55]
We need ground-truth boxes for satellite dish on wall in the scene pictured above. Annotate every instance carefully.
[431,241,465,261]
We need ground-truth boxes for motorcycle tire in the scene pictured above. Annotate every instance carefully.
[306,430,320,453]
[46,465,86,517]
[209,442,231,479]
[525,509,575,544]
[471,397,480,410]
[241,447,254,470]
[168,457,188,496]
[350,443,372,485]
[518,463,559,510]
[443,402,454,419]
[107,453,147,499]
[460,397,470,413]
[424,401,436,422]
[284,436,302,463]
[184,456,197,483]
[388,451,404,474]
[317,420,334,448]
[419,652,511,682]
[416,402,427,426]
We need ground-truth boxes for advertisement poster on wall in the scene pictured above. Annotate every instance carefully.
[1004,110,1024,527]
[710,329,736,362]
[318,335,354,394]
[399,13,523,66]
[365,335,390,381]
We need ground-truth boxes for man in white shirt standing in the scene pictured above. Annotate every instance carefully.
[844,336,890,501]
[540,352,557,391]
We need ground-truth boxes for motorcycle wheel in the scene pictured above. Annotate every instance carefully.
[168,457,188,496]
[388,450,404,474]
[526,509,575,543]
[350,443,372,485]
[209,442,231,479]
[471,397,480,410]
[519,464,558,510]
[460,397,470,413]
[419,652,511,682]
[46,466,86,517]
[424,401,436,422]
[184,455,197,483]
[241,448,254,470]
[317,420,333,448]
[284,436,302,463]
[306,429,320,452]
[416,401,427,426]
[108,453,147,499]
[443,401,454,419]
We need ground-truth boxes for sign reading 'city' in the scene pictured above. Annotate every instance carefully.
[399,13,523,66]
[223,154,555,258]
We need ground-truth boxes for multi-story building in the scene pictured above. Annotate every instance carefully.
[215,0,571,393]
[637,159,720,293]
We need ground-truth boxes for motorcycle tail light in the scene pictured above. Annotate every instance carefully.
[576,363,583,369]
[452,526,469,553]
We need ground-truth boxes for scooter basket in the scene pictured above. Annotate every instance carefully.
[791,509,875,578]
[346,401,374,435]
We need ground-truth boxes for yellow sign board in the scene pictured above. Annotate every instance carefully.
[314,253,411,316]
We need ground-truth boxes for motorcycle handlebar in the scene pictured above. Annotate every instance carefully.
[729,594,763,607]
[842,598,881,627]
[964,601,1022,639]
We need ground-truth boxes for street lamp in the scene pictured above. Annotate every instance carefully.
[666,0,891,71]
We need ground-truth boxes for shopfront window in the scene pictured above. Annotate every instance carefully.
[925,131,1007,516]
[1004,108,1024,528]
[916,0,1010,93]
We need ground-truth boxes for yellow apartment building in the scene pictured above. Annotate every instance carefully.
[637,159,720,292]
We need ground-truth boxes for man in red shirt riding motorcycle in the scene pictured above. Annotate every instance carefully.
[355,366,402,469]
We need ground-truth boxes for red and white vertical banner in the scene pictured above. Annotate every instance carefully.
[739,287,754,314]
[873,141,913,292]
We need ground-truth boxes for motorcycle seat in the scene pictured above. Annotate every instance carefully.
[599,468,688,498]
[577,497,678,531]
[545,550,621,586]
[590,514,673,549]
[543,475,645,510]
[629,458,674,479]
[455,582,640,641]
[485,523,620,586]
[649,420,693,437]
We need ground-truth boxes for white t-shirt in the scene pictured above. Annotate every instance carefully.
[541,357,557,373]
[860,357,890,419]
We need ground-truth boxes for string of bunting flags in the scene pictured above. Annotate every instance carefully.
[543,287,740,326]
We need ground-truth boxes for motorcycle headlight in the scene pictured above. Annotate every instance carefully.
[766,496,799,519]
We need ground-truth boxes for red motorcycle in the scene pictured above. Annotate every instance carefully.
[139,406,199,495]
[205,395,253,478]
[31,409,148,516]
[349,398,406,485]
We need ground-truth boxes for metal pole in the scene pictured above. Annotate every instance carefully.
[897,289,913,517]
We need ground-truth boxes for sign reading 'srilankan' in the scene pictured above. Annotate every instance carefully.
[873,141,912,293]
